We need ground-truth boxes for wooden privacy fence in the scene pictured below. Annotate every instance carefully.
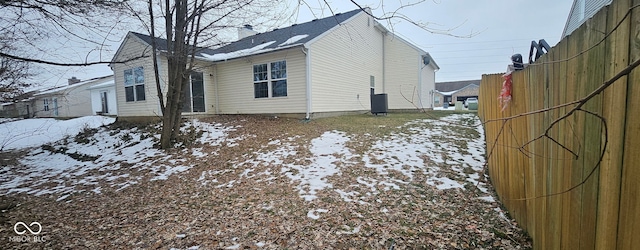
[477,0,640,249]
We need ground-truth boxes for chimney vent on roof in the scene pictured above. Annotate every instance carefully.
[68,77,80,85]
[238,24,258,40]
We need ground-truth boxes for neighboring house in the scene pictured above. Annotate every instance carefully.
[33,75,114,118]
[0,91,38,118]
[110,8,439,119]
[0,101,32,118]
[434,79,480,107]
[563,0,612,37]
[88,80,118,116]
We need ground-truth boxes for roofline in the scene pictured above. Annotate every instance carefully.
[435,83,479,94]
[423,53,439,70]
[303,10,366,47]
[197,44,305,63]
[35,75,114,96]
[561,0,578,37]
[87,81,115,90]
[109,32,152,67]
[374,21,440,70]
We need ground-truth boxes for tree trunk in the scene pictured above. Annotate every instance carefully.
[159,0,189,149]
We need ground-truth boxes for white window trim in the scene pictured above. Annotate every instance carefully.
[253,60,287,99]
[124,66,145,102]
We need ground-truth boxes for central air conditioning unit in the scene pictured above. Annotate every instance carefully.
[371,93,388,115]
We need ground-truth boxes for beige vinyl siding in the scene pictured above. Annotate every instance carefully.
[181,61,216,115]
[309,12,383,113]
[113,36,162,117]
[384,35,422,110]
[34,79,111,118]
[420,63,437,109]
[215,48,306,114]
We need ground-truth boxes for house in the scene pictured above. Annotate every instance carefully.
[434,79,480,107]
[110,8,439,119]
[33,75,114,118]
[562,0,612,37]
[88,80,118,116]
[0,91,38,118]
[0,100,32,118]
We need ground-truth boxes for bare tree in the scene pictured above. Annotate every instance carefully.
[0,0,135,83]
[129,0,282,149]
[0,35,32,101]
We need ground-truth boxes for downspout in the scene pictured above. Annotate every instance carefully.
[302,46,312,120]
[418,55,423,109]
[213,64,219,114]
[382,31,386,93]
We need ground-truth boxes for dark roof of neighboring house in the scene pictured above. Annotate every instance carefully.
[129,32,218,57]
[435,79,481,92]
[35,75,113,96]
[129,8,362,62]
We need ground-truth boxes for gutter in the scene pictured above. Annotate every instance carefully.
[302,46,312,120]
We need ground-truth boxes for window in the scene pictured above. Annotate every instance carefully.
[182,72,206,113]
[253,60,287,98]
[124,66,145,102]
[434,96,440,105]
[271,61,287,97]
[53,98,58,116]
[370,75,375,95]
[253,64,268,98]
[43,99,49,111]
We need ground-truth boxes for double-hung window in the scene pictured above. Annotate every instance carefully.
[253,60,287,98]
[124,66,146,102]
[43,99,49,111]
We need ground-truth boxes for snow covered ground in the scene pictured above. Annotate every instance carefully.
[0,117,236,201]
[197,113,489,220]
[1,114,488,206]
[0,116,115,150]
[0,113,529,249]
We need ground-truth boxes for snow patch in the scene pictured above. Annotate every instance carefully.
[307,208,329,220]
[279,34,309,46]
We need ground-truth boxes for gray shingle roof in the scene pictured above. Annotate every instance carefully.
[129,9,362,61]
[435,79,481,92]
[209,9,360,55]
[129,32,217,57]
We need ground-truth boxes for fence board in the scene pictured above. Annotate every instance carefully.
[477,0,639,248]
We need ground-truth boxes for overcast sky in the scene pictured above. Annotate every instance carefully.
[35,0,574,88]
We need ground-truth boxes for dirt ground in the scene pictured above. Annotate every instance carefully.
[0,112,531,249]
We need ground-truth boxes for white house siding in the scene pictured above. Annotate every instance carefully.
[215,48,307,114]
[112,36,162,117]
[34,79,110,118]
[420,63,437,109]
[89,84,118,115]
[383,35,424,110]
[309,12,384,113]
[563,0,612,37]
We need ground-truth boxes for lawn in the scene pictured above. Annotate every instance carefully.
[0,112,531,249]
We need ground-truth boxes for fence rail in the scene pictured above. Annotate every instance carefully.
[477,0,640,249]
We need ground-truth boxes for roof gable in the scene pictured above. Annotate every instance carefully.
[122,9,362,62]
